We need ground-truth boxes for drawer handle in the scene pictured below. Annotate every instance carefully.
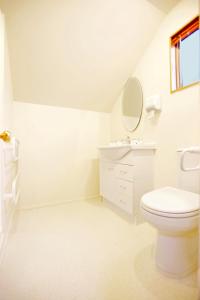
[120,185,126,190]
[120,170,127,174]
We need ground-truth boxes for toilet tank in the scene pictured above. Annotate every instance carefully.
[177,149,200,193]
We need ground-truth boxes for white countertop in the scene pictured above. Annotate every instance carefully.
[98,142,156,150]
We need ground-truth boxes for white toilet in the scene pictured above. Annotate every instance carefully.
[141,186,199,277]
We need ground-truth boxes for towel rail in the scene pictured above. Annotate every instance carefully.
[0,135,20,235]
[180,147,200,172]
[4,172,20,204]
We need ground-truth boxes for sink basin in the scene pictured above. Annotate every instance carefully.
[98,144,132,160]
[98,142,156,160]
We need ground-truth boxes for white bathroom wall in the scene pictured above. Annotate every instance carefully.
[13,102,110,209]
[110,0,200,190]
[0,11,12,132]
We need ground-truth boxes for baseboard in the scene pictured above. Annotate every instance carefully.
[18,194,101,211]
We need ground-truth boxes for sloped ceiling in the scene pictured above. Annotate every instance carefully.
[147,0,180,13]
[0,0,165,112]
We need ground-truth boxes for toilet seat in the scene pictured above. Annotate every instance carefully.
[142,205,199,218]
[141,187,200,218]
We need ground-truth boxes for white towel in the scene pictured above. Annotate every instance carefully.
[11,137,19,161]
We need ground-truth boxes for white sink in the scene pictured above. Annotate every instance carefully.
[98,142,156,160]
[98,144,131,160]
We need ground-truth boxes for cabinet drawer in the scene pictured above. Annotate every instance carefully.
[116,179,133,197]
[117,194,133,214]
[116,164,134,182]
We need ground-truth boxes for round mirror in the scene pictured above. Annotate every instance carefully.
[122,77,143,132]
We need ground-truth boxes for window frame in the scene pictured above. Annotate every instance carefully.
[169,15,200,93]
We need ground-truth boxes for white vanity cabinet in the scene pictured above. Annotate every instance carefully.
[99,147,155,221]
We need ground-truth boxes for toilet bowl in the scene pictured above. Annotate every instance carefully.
[141,187,200,277]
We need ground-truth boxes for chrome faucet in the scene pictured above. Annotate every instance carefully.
[131,138,142,145]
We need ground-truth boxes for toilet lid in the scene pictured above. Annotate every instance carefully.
[141,187,200,214]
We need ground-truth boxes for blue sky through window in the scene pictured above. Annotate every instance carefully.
[180,29,200,87]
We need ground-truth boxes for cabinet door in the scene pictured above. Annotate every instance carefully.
[100,161,117,204]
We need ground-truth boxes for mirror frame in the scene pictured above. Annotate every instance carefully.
[121,77,143,132]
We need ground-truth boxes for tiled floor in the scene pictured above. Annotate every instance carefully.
[0,199,198,300]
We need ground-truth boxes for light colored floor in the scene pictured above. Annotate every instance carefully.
[0,199,198,300]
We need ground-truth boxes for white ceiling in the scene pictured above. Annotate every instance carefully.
[147,0,180,13]
[0,0,165,112]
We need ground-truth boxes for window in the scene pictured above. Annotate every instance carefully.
[170,16,200,92]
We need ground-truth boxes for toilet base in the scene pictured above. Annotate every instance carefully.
[155,229,198,278]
